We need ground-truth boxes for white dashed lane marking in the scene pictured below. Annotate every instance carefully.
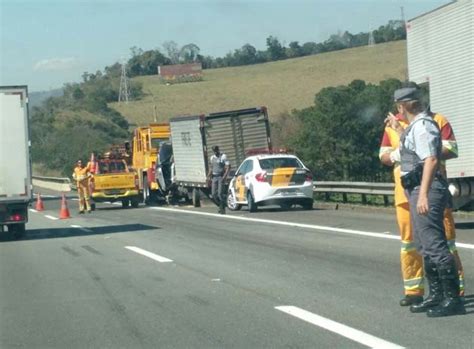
[275,306,405,349]
[125,246,173,263]
[44,215,59,220]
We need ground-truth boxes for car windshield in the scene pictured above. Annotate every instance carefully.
[258,157,303,170]
[151,138,169,150]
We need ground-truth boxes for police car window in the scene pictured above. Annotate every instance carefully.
[259,157,303,170]
[247,160,254,172]
[237,161,249,175]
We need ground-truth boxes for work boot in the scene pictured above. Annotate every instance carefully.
[400,295,423,306]
[411,260,443,313]
[218,198,226,214]
[427,261,466,317]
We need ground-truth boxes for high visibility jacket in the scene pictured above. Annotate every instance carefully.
[73,163,91,184]
[379,113,457,206]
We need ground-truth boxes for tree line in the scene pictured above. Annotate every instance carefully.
[119,20,405,75]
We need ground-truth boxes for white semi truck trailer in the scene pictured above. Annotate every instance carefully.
[407,0,474,209]
[0,86,32,238]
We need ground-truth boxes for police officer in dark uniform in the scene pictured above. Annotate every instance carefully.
[207,145,230,214]
[386,87,466,317]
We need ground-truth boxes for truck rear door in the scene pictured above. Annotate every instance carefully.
[0,86,31,202]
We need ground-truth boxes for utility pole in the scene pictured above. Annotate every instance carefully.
[118,60,130,104]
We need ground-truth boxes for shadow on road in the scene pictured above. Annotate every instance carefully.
[455,222,474,230]
[0,224,159,242]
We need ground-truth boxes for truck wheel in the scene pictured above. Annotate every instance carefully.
[121,199,130,208]
[302,199,313,210]
[9,224,25,239]
[131,197,140,208]
[192,189,201,207]
[227,192,241,211]
[247,191,257,213]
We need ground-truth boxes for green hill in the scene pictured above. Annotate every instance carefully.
[110,40,406,125]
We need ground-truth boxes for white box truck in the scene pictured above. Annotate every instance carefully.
[169,107,272,206]
[0,86,32,238]
[407,0,474,209]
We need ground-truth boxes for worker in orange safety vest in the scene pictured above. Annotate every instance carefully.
[72,159,92,214]
[380,106,465,307]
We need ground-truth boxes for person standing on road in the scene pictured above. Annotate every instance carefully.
[207,146,230,214]
[380,94,465,308]
[72,160,92,214]
[385,87,465,317]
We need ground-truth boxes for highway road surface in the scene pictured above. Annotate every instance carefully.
[1,193,473,348]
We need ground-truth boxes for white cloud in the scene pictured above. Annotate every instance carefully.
[34,57,78,72]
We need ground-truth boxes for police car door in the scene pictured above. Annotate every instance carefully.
[234,160,250,202]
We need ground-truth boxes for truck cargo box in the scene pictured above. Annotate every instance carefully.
[170,107,271,187]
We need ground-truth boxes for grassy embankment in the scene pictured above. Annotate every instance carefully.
[110,40,407,126]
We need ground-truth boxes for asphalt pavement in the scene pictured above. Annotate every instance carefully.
[1,192,473,348]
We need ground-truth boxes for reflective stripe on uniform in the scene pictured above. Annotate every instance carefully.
[404,277,424,290]
[401,240,416,252]
[447,239,458,253]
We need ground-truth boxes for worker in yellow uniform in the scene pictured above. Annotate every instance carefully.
[380,104,465,307]
[72,159,92,214]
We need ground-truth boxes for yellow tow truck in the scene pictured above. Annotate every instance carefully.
[90,150,140,209]
[131,123,170,204]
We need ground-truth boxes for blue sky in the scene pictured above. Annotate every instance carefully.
[1,0,447,92]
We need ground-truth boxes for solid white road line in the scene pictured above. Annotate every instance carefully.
[29,209,38,213]
[44,215,59,220]
[125,246,173,263]
[149,207,474,250]
[275,306,404,349]
[70,225,93,233]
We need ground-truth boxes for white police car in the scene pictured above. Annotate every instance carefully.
[227,154,314,212]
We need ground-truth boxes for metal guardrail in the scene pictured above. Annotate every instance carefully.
[32,176,395,205]
[32,176,72,192]
[313,181,394,205]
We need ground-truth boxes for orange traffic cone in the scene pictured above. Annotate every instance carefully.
[59,193,71,219]
[35,193,45,211]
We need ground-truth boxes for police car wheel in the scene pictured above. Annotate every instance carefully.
[247,191,257,212]
[227,192,241,211]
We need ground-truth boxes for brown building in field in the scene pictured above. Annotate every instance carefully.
[157,63,203,84]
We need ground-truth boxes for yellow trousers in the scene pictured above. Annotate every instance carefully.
[396,203,464,296]
[77,181,91,212]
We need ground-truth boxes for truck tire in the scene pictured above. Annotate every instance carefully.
[302,199,313,210]
[9,223,25,239]
[192,188,201,207]
[131,197,140,208]
[121,199,130,208]
[247,191,257,213]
